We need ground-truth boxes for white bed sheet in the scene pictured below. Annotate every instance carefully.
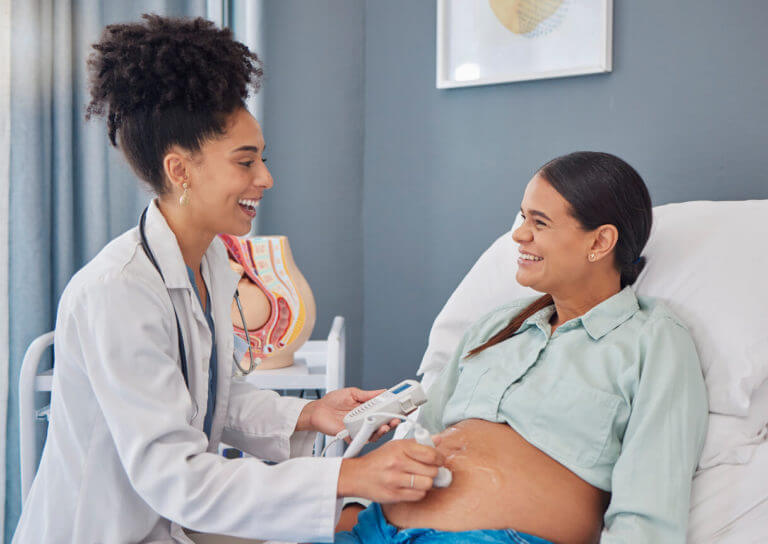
[688,440,768,543]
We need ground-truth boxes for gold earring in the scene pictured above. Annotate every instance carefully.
[589,253,596,262]
[179,178,190,207]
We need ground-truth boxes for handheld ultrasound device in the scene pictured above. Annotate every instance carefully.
[342,379,427,438]
[339,379,452,487]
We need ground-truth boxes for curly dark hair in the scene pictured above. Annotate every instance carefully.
[85,13,263,194]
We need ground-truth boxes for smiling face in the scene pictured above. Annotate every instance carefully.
[512,174,601,295]
[179,107,273,237]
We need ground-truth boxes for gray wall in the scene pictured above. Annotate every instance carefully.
[261,0,768,391]
[260,1,366,386]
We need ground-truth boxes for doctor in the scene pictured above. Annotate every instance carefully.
[13,14,445,544]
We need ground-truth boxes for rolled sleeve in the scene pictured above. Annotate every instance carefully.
[600,317,709,543]
[223,381,317,460]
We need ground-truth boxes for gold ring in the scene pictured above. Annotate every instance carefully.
[410,474,415,488]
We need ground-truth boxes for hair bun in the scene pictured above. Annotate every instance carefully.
[86,14,262,143]
[85,14,264,193]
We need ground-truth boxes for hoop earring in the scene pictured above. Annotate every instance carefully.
[179,179,191,207]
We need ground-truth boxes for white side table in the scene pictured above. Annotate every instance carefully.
[239,316,345,393]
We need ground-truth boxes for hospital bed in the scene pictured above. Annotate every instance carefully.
[414,200,768,543]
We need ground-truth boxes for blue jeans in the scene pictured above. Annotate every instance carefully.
[327,503,554,544]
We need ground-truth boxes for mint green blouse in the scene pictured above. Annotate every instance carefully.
[418,286,708,543]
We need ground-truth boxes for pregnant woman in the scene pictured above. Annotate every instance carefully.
[332,152,708,544]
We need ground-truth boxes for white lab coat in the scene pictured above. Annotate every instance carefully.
[13,200,342,543]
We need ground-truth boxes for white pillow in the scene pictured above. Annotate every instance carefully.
[416,200,768,466]
[698,385,768,470]
[633,200,768,417]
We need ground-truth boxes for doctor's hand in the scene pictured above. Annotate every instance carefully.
[337,438,446,503]
[296,388,400,441]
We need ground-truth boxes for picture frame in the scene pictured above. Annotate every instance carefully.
[436,0,613,89]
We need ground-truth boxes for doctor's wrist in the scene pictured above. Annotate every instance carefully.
[295,400,317,432]
[337,458,363,497]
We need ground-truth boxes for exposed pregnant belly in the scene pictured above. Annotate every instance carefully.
[382,419,610,544]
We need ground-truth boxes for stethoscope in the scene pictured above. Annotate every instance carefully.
[138,207,258,391]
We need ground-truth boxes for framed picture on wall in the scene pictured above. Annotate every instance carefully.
[436,0,613,89]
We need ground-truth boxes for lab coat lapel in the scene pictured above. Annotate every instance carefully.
[144,200,210,329]
[142,200,214,434]
[143,200,191,289]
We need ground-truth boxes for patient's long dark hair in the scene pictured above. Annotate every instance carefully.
[467,152,652,358]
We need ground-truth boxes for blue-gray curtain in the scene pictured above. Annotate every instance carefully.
[5,1,206,540]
